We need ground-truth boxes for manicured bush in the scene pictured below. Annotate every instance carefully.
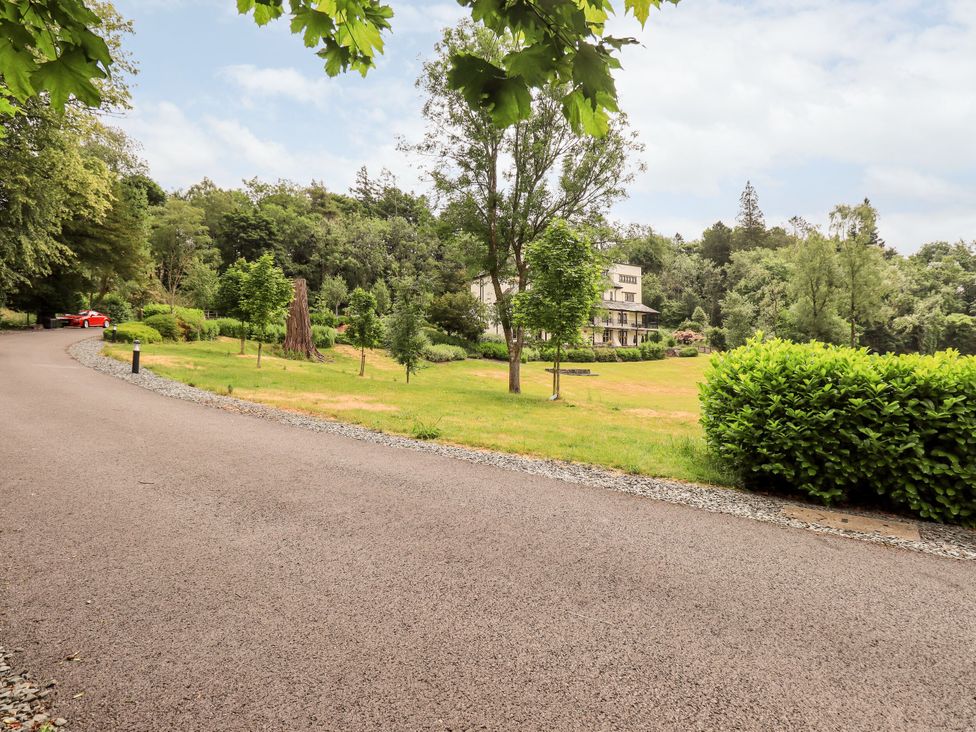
[679,346,700,357]
[616,347,642,362]
[214,318,242,337]
[424,327,476,352]
[103,321,162,343]
[423,343,468,362]
[144,313,180,340]
[481,332,506,343]
[564,347,596,363]
[310,309,338,327]
[673,329,705,345]
[477,340,509,360]
[99,294,132,324]
[706,326,726,350]
[201,320,220,341]
[640,342,666,360]
[594,349,618,363]
[700,338,976,525]
[539,346,555,363]
[142,303,171,319]
[311,325,336,349]
[173,307,207,341]
[645,330,662,343]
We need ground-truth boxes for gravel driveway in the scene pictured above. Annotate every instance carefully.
[1,329,975,731]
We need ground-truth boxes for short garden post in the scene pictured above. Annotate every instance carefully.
[112,324,118,342]
[132,339,140,374]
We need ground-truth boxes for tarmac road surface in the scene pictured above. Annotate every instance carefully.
[1,329,974,731]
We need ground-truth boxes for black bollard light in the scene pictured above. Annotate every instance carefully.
[112,324,118,342]
[132,339,141,374]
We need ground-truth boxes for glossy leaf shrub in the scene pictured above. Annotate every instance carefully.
[700,337,976,525]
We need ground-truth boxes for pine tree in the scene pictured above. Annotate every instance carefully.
[735,181,767,250]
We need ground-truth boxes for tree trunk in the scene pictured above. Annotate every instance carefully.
[359,345,366,376]
[406,365,410,384]
[283,278,324,362]
[239,320,246,355]
[257,340,263,368]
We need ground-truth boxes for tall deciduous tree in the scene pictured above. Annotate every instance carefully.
[149,199,214,311]
[513,221,604,399]
[414,22,639,394]
[790,233,840,342]
[831,200,888,347]
[317,274,348,316]
[346,287,382,376]
[240,252,293,367]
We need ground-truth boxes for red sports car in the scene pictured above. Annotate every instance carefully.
[63,310,111,328]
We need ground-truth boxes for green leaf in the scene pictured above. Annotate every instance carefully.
[290,7,335,47]
[31,49,105,110]
[0,38,38,100]
[572,43,615,102]
[502,42,557,87]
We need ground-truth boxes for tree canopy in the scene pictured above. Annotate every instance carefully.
[1,0,680,136]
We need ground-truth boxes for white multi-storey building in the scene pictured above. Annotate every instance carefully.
[471,263,660,347]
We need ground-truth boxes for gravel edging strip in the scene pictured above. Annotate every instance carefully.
[0,644,66,730]
[70,337,976,561]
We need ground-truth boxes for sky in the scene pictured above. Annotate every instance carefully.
[110,0,976,253]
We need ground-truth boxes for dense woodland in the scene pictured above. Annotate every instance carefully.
[1,7,974,359]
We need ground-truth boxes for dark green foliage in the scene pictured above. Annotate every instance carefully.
[477,341,509,360]
[312,325,336,348]
[422,343,467,362]
[310,309,338,327]
[423,327,476,352]
[102,321,161,343]
[639,342,666,360]
[142,303,172,318]
[428,290,487,342]
[594,349,618,362]
[645,330,662,343]
[144,313,180,340]
[678,346,699,357]
[616,347,641,362]
[99,293,132,324]
[564,348,596,363]
[701,338,976,525]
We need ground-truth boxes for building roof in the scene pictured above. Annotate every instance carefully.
[600,300,660,314]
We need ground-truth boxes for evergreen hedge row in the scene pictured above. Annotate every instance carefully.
[700,337,976,525]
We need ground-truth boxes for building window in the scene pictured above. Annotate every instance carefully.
[618,312,627,325]
[603,329,611,343]
[618,274,638,284]
[624,293,635,302]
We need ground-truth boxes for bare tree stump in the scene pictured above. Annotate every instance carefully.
[283,278,325,362]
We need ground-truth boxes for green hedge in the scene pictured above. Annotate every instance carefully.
[423,343,468,362]
[564,348,596,363]
[616,347,642,362]
[144,313,180,340]
[700,338,976,525]
[679,346,700,357]
[640,342,666,360]
[103,322,162,343]
[478,341,509,360]
[594,349,618,362]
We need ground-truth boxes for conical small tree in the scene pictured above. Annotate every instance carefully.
[284,278,325,361]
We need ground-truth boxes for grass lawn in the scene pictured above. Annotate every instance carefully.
[104,337,733,485]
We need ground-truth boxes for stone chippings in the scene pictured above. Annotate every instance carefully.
[71,337,976,561]
[0,645,66,730]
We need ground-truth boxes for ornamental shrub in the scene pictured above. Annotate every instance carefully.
[423,343,468,362]
[311,325,336,349]
[700,337,976,525]
[640,342,666,360]
[214,318,241,337]
[616,347,642,362]
[564,348,596,363]
[594,349,618,362]
[679,346,700,357]
[520,347,541,363]
[201,320,220,341]
[142,303,171,319]
[478,341,509,360]
[144,313,180,340]
[99,294,132,324]
[102,322,162,343]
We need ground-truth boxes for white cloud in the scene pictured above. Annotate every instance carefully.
[218,65,332,108]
